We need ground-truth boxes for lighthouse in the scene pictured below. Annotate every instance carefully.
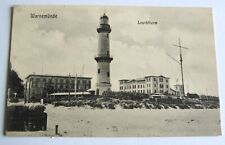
[95,13,113,95]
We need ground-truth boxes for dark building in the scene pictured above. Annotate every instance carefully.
[24,74,91,102]
[187,93,199,99]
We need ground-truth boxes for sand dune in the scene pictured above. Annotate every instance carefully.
[7,105,221,137]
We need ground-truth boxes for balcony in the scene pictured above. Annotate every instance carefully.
[95,54,113,61]
[97,24,111,33]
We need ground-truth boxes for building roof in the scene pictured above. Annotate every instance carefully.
[119,78,145,83]
[144,75,170,79]
[119,75,169,83]
[26,74,92,79]
[128,79,136,82]
[135,78,145,82]
[119,79,129,81]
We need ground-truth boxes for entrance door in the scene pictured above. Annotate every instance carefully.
[96,89,99,95]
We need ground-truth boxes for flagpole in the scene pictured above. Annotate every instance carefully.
[74,74,77,99]
[68,73,71,102]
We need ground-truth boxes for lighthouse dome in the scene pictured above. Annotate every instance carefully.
[100,13,109,25]
[101,13,108,19]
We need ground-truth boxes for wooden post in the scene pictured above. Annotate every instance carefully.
[55,125,58,135]
[40,99,44,104]
[68,73,71,102]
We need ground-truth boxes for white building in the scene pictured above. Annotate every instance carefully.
[119,75,170,95]
[174,84,184,98]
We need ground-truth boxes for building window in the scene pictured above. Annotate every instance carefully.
[107,72,110,77]
[160,84,164,88]
[106,34,109,38]
[166,85,169,88]
[98,69,100,74]
[32,83,36,88]
[154,78,156,81]
[159,78,163,82]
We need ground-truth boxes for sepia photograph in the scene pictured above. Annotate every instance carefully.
[5,6,221,137]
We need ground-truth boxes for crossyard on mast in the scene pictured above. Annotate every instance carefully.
[172,38,189,98]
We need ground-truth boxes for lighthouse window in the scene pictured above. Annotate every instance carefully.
[107,72,110,77]
[98,69,100,74]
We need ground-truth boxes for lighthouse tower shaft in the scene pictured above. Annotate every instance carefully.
[95,14,113,95]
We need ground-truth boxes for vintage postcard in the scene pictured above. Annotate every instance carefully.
[6,6,221,136]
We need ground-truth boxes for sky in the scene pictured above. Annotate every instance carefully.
[10,6,219,96]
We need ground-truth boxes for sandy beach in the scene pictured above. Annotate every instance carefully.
[6,104,221,137]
